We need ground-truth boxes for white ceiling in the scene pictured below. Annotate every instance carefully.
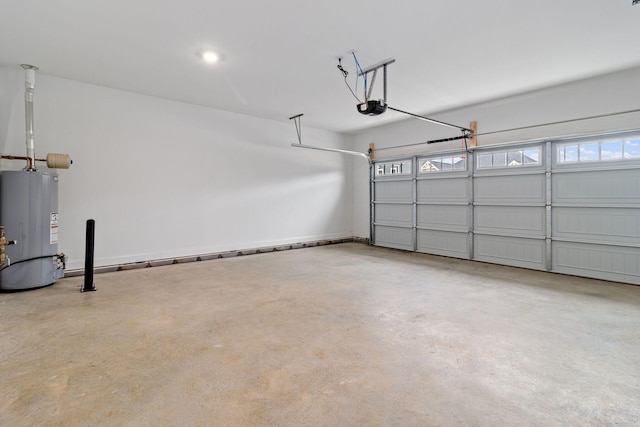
[2,0,640,133]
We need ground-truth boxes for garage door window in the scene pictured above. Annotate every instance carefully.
[557,136,640,163]
[419,154,466,174]
[625,138,640,158]
[376,160,412,176]
[477,147,541,169]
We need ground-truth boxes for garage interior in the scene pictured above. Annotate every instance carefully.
[1,1,640,426]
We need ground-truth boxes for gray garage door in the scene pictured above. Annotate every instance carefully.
[473,143,548,270]
[371,131,640,285]
[550,133,640,284]
[371,159,415,251]
[415,152,472,259]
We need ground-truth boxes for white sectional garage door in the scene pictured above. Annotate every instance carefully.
[415,153,472,259]
[551,135,640,284]
[371,131,640,285]
[371,159,414,251]
[473,144,548,270]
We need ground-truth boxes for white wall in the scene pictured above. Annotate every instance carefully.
[1,68,353,270]
[351,66,640,238]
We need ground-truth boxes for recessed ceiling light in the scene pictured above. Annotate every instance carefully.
[202,51,219,63]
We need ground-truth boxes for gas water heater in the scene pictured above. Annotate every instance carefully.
[0,171,65,290]
[0,65,72,291]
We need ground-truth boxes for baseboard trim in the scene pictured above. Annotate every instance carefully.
[64,237,370,277]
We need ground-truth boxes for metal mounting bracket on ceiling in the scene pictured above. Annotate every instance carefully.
[347,56,474,141]
[360,58,395,104]
[288,114,371,164]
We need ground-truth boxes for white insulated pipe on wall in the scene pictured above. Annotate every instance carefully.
[21,64,39,171]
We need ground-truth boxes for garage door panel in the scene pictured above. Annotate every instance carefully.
[475,206,546,238]
[417,178,468,204]
[375,204,413,227]
[553,169,640,205]
[374,180,413,203]
[552,241,640,285]
[417,230,470,259]
[475,174,546,205]
[553,207,640,245]
[374,225,414,251]
[417,205,469,232]
[474,235,546,270]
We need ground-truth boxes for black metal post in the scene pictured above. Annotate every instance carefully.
[81,219,96,292]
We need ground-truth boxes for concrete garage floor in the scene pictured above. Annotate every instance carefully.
[1,243,639,426]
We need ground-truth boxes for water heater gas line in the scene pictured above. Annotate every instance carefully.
[0,226,18,268]
[0,154,72,170]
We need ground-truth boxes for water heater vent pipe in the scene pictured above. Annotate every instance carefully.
[21,64,39,171]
